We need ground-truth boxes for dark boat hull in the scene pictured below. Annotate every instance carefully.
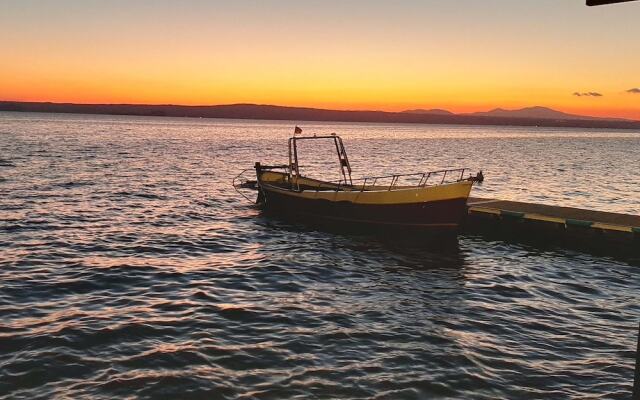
[259,186,469,230]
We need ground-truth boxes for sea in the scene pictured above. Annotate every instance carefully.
[1,111,639,399]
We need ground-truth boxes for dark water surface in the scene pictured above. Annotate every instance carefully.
[1,112,639,399]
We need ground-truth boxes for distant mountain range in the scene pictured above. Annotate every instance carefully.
[404,106,625,121]
[468,106,628,121]
[402,108,454,115]
[1,101,639,130]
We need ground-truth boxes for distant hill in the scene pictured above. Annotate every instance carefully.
[1,101,639,130]
[402,108,453,115]
[467,106,618,121]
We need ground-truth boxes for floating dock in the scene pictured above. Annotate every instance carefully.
[465,198,640,254]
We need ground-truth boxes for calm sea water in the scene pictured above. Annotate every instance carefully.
[1,112,639,399]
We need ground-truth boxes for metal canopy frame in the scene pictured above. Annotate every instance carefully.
[288,134,353,189]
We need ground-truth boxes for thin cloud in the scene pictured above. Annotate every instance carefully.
[573,91,603,97]
[626,88,640,94]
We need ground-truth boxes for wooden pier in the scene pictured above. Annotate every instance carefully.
[465,198,640,254]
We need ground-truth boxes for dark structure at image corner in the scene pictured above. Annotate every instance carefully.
[587,0,637,5]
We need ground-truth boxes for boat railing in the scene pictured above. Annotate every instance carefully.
[250,163,474,193]
[327,168,470,192]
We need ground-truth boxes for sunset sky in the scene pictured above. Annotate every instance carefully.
[1,0,639,119]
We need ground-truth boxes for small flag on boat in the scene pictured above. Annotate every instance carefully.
[294,126,302,135]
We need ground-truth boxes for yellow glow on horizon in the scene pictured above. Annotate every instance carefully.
[2,44,638,119]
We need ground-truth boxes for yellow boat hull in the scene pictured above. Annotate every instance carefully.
[257,171,473,228]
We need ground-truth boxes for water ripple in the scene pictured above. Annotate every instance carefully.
[0,113,638,399]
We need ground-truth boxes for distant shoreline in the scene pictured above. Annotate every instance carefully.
[2,101,639,130]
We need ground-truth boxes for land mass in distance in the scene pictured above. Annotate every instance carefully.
[1,101,639,130]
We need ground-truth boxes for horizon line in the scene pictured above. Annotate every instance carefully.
[0,99,627,121]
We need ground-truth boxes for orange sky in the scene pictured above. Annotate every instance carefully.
[1,1,639,119]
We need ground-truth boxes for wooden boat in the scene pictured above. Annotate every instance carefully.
[234,130,483,230]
